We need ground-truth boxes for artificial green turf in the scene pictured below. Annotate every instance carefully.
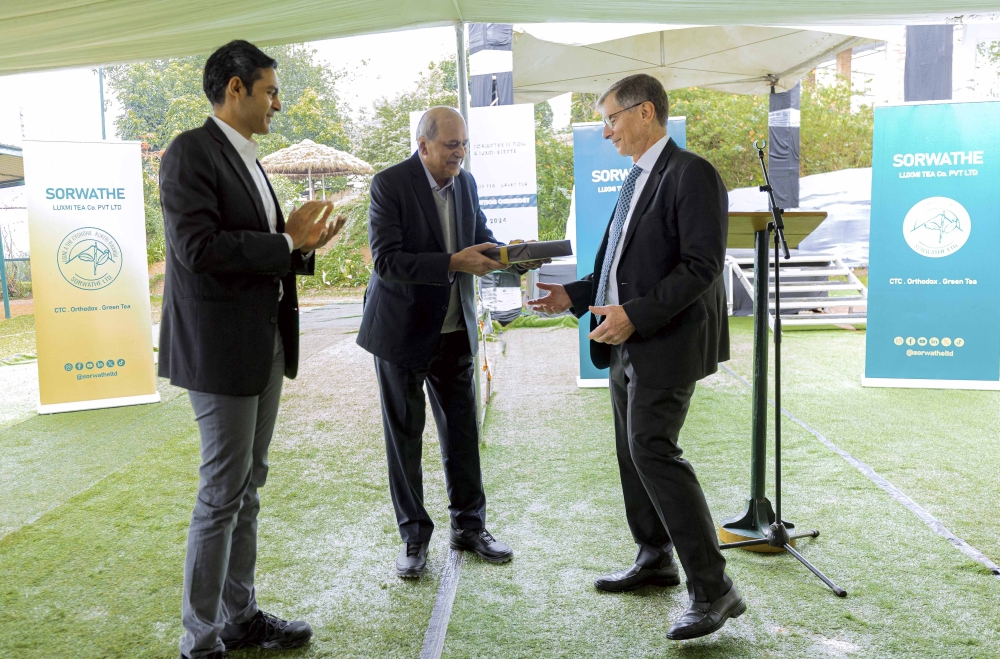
[2,323,999,658]
[0,313,35,362]
[442,328,1000,657]
[0,335,450,658]
[725,317,1000,572]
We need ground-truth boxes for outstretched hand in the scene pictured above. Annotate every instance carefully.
[588,304,635,345]
[528,282,572,315]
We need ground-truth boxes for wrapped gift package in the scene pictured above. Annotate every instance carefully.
[483,240,573,265]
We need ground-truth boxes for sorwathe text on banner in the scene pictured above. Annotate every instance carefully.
[865,101,1000,389]
[409,104,538,244]
[24,140,159,413]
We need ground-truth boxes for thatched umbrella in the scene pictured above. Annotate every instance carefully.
[260,139,375,200]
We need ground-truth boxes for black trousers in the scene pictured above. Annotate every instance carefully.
[610,345,731,603]
[374,330,486,543]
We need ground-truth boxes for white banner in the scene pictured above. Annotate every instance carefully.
[409,104,538,244]
[23,140,158,414]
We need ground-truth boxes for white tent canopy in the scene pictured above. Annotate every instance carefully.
[513,25,885,103]
[0,2,989,76]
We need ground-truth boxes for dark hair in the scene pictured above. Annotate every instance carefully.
[203,40,277,106]
[598,74,669,126]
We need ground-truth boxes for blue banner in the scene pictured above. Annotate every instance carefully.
[865,101,1000,387]
[573,118,686,383]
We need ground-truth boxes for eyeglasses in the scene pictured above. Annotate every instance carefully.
[602,102,644,128]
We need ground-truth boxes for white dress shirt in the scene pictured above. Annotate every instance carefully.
[212,116,299,300]
[607,134,670,306]
[210,116,294,253]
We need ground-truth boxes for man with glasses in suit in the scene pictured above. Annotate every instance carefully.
[529,74,742,641]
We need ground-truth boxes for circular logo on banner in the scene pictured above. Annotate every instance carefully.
[57,227,123,290]
[902,197,971,258]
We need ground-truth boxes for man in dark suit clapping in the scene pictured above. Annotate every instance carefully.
[159,40,343,659]
[357,107,541,578]
[529,74,743,641]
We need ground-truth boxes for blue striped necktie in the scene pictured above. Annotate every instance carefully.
[595,165,643,307]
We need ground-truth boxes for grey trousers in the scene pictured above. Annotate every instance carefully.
[179,332,284,658]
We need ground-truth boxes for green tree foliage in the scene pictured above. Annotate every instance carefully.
[573,80,872,192]
[669,87,768,190]
[570,92,602,124]
[799,79,874,177]
[298,194,373,291]
[534,103,573,242]
[106,45,348,264]
[107,44,346,153]
[354,58,459,172]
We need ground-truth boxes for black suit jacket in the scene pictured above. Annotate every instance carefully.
[564,138,730,389]
[357,151,505,369]
[157,118,314,396]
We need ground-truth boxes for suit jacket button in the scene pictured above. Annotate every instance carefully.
[441,305,448,311]
[270,316,278,324]
[273,276,280,283]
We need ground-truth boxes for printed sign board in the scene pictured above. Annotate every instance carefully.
[24,140,159,413]
[864,101,1000,389]
[410,104,537,243]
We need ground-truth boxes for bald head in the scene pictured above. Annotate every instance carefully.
[417,106,468,185]
[417,106,465,141]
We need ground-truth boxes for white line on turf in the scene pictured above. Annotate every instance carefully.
[419,548,464,659]
[720,363,1000,578]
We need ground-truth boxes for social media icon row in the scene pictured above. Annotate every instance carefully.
[64,359,126,371]
[893,337,963,347]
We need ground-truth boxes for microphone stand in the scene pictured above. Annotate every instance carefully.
[718,140,846,598]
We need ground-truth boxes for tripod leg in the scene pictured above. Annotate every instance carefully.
[720,530,819,550]
[784,543,847,597]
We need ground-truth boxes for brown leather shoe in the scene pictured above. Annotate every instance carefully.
[594,562,681,592]
[666,585,746,640]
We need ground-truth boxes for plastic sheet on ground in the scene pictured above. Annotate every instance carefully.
[728,167,871,266]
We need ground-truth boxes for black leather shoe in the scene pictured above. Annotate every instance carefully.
[396,541,428,578]
[180,653,226,659]
[219,610,312,650]
[666,585,746,640]
[594,562,681,592]
[450,527,513,563]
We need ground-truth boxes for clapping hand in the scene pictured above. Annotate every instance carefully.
[285,200,334,250]
[300,211,347,252]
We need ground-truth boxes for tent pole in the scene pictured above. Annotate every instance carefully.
[308,166,313,200]
[455,21,470,127]
[321,173,326,200]
[98,67,107,140]
[455,19,484,434]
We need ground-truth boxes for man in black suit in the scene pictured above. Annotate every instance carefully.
[529,74,743,641]
[159,40,343,659]
[358,107,540,578]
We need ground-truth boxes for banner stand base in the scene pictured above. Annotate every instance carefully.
[38,392,161,415]
[576,378,609,388]
[861,376,1000,391]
